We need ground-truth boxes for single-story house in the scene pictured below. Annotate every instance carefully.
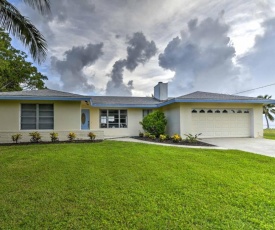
[0,82,274,143]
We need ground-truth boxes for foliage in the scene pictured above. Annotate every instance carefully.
[139,131,144,137]
[29,131,42,143]
[263,129,275,140]
[159,134,167,142]
[171,134,182,143]
[50,132,59,142]
[139,110,167,137]
[0,30,48,92]
[88,132,96,140]
[257,95,275,129]
[11,133,22,143]
[184,133,202,143]
[1,141,275,229]
[149,134,156,140]
[144,132,150,138]
[0,0,51,63]
[67,132,76,142]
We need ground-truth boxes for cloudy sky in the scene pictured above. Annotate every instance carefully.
[11,0,275,105]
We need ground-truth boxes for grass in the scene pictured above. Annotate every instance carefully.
[264,129,275,140]
[1,141,275,229]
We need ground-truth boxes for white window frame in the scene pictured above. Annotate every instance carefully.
[21,104,54,130]
[99,109,127,128]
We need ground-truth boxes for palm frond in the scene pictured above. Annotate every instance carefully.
[267,112,275,122]
[22,0,51,15]
[257,95,264,99]
[0,0,47,63]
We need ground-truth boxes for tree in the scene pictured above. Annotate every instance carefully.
[0,0,51,63]
[257,95,275,129]
[140,110,167,137]
[0,29,47,91]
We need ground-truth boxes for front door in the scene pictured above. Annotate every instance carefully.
[81,109,90,130]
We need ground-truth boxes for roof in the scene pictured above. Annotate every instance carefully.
[0,89,91,101]
[91,96,161,108]
[177,91,264,101]
[0,89,274,106]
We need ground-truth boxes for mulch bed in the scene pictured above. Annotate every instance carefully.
[132,136,215,147]
[0,140,103,146]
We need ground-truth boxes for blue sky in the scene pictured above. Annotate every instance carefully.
[11,1,275,120]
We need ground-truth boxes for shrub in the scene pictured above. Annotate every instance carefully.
[139,111,167,137]
[29,132,42,143]
[50,132,59,142]
[144,132,150,138]
[149,134,156,140]
[68,132,76,142]
[88,132,96,140]
[171,134,182,143]
[159,134,166,142]
[11,133,22,144]
[184,133,202,143]
[139,131,144,137]
[165,134,170,140]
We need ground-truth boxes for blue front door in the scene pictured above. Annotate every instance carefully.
[81,109,90,130]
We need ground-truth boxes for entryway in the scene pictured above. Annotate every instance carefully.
[81,109,90,130]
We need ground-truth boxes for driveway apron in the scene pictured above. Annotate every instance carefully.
[203,138,275,157]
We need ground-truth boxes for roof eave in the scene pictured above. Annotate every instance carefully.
[91,103,158,108]
[172,99,275,104]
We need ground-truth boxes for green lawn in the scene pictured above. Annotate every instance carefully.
[1,141,275,229]
[264,129,275,140]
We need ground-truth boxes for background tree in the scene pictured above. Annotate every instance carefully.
[0,0,51,63]
[257,95,275,129]
[0,29,47,91]
[140,110,167,137]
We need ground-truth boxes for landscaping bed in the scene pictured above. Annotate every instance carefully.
[0,139,103,146]
[132,136,215,146]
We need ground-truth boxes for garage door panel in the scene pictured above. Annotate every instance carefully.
[192,109,251,138]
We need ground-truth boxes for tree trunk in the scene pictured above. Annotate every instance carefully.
[265,114,270,129]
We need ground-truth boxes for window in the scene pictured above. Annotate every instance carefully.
[222,110,228,113]
[207,110,213,113]
[199,109,205,113]
[192,109,197,113]
[100,110,127,128]
[21,104,54,130]
[143,109,153,117]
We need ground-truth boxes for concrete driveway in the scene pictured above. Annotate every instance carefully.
[203,138,275,157]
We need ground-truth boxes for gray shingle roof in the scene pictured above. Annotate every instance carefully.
[91,96,160,106]
[0,89,91,101]
[0,89,86,97]
[177,91,262,100]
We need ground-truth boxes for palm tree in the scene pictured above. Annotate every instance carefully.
[0,0,51,63]
[257,95,275,129]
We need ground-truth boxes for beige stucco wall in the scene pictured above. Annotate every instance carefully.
[161,104,181,135]
[0,100,104,143]
[179,103,263,138]
[81,104,144,137]
[54,101,81,130]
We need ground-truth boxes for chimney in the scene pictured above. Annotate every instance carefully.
[154,82,168,101]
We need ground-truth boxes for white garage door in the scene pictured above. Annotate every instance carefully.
[191,109,251,138]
